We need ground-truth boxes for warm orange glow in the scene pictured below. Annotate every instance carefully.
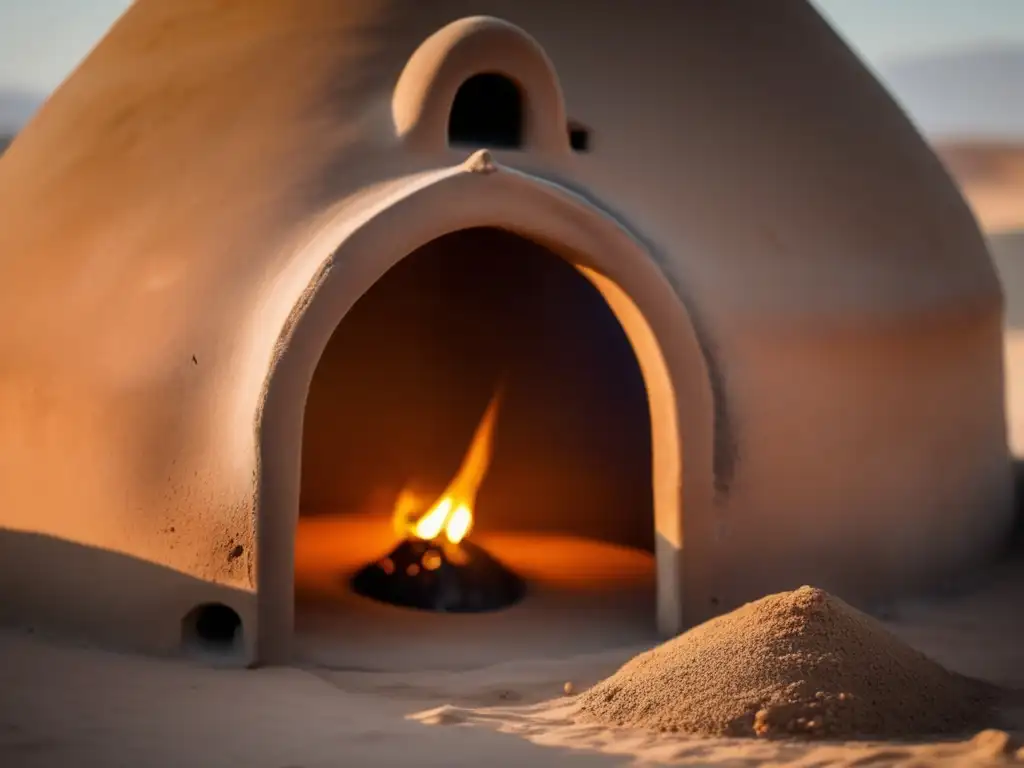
[392,392,501,545]
[422,550,442,571]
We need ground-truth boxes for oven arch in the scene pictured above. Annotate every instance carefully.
[254,152,716,664]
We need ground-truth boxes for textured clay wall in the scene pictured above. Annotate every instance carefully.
[0,0,1014,659]
[692,307,1011,617]
[300,227,655,551]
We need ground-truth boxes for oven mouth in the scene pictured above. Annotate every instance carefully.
[289,225,661,668]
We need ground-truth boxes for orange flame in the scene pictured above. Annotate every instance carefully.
[393,392,501,545]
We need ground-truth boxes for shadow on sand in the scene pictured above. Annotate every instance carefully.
[0,529,253,661]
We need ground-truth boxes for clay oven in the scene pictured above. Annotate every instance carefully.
[0,1,1014,667]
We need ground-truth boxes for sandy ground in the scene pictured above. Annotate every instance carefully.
[2,528,1023,767]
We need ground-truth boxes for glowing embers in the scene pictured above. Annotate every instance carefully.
[350,393,526,613]
[350,536,525,612]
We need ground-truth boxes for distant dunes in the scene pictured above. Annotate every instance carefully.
[933,142,1024,234]
[870,45,1024,235]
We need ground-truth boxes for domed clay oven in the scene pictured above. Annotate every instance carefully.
[0,1,1013,666]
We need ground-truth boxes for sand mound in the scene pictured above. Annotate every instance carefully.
[574,586,996,739]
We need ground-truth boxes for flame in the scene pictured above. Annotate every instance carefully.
[393,392,501,545]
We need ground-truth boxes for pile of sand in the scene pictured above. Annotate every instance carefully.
[574,586,996,739]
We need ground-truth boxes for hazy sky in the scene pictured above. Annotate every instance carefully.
[0,0,129,92]
[0,0,1021,93]
[810,0,1024,64]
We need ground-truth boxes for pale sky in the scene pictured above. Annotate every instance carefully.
[0,0,131,93]
[0,0,1022,133]
[809,0,1024,64]
[1,0,1023,92]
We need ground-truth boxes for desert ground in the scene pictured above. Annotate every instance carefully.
[0,530,1022,768]
[2,148,1024,767]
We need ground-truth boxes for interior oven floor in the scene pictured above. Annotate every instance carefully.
[294,513,660,671]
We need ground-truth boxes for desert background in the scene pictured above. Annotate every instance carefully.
[864,39,1024,454]
[811,1,1024,457]
[2,1,1024,766]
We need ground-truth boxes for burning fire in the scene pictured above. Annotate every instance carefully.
[353,388,524,613]
[392,393,501,546]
